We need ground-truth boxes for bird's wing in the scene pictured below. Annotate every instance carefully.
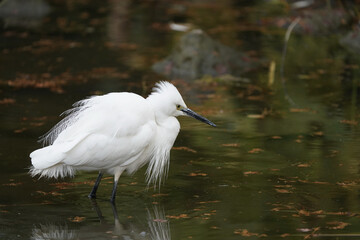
[53,93,152,142]
[37,92,157,169]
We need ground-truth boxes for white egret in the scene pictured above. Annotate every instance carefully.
[30,81,216,202]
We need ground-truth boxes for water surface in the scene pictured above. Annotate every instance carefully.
[1,1,360,239]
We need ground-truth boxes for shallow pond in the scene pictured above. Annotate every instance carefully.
[1,1,360,239]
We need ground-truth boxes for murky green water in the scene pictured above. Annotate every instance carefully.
[2,1,360,239]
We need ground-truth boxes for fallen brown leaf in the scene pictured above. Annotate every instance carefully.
[198,200,220,204]
[166,214,189,219]
[68,216,85,222]
[234,229,256,236]
[248,148,264,154]
[14,128,27,133]
[297,163,311,168]
[222,143,240,147]
[36,190,62,196]
[50,181,94,189]
[247,114,264,119]
[243,171,261,176]
[2,182,22,187]
[189,173,207,177]
[281,233,290,237]
[297,209,324,216]
[275,188,292,194]
[340,119,358,125]
[290,108,316,113]
[152,193,169,197]
[312,131,324,136]
[172,146,197,153]
[234,229,267,237]
[270,168,280,171]
[327,221,350,230]
[0,98,16,104]
[298,210,311,216]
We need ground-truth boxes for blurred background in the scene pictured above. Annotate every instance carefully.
[1,0,360,239]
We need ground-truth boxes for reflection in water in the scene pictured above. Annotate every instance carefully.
[107,0,131,44]
[31,224,77,240]
[0,0,50,28]
[147,207,170,240]
[30,201,170,240]
[3,0,360,239]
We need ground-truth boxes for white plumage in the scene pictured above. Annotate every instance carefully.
[30,81,215,202]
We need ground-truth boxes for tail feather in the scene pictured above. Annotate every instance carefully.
[30,145,74,179]
[29,164,75,179]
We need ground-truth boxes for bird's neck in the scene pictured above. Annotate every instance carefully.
[154,114,180,139]
[153,108,181,150]
[147,96,177,129]
[146,116,180,186]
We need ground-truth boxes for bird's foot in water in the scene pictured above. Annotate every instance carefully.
[88,193,97,199]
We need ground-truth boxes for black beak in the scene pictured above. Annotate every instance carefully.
[181,108,216,127]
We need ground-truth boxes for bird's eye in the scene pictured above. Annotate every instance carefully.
[176,104,181,110]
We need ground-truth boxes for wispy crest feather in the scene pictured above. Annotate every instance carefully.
[147,81,180,100]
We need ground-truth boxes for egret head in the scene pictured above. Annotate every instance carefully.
[147,81,216,127]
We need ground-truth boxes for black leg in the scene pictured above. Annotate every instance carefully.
[110,168,123,203]
[89,199,105,222]
[110,180,118,203]
[110,200,119,220]
[88,172,103,199]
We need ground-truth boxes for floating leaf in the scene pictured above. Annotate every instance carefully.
[234,229,267,237]
[189,173,207,177]
[248,148,264,154]
[340,120,358,125]
[275,188,292,194]
[198,200,220,204]
[222,143,240,147]
[297,210,324,216]
[297,163,311,168]
[2,182,22,187]
[234,229,255,236]
[270,168,280,172]
[68,216,85,222]
[36,190,62,196]
[243,171,261,176]
[312,131,324,137]
[297,228,312,233]
[152,193,169,197]
[166,214,189,219]
[298,179,329,185]
[247,114,264,119]
[281,233,290,237]
[172,146,197,153]
[327,221,350,230]
[0,98,15,105]
[290,108,316,113]
[14,128,27,133]
[50,181,94,189]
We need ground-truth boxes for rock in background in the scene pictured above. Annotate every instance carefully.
[152,29,264,80]
[340,25,360,54]
[0,0,50,28]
